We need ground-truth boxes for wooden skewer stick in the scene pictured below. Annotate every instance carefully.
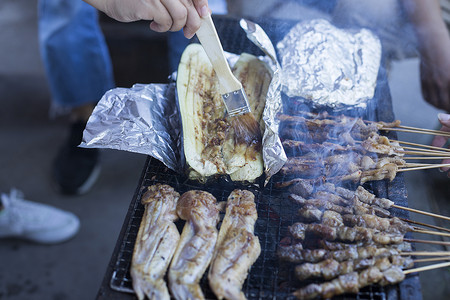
[393,204,450,221]
[404,238,450,246]
[400,218,450,233]
[398,150,450,156]
[403,164,429,169]
[382,127,450,137]
[413,256,450,263]
[401,146,450,155]
[400,251,450,256]
[403,261,450,275]
[412,229,450,238]
[392,140,450,153]
[404,157,450,160]
[398,163,450,172]
[396,125,450,136]
[404,164,432,169]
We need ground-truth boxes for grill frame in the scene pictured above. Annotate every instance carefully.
[104,15,422,300]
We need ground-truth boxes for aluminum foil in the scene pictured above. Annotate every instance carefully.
[240,19,286,183]
[277,19,381,109]
[80,83,183,171]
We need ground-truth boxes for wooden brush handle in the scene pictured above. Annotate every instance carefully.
[196,13,242,94]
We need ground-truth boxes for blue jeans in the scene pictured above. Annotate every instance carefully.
[38,0,115,110]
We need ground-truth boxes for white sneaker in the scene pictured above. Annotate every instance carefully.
[0,189,80,244]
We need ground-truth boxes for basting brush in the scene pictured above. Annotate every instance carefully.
[196,13,262,146]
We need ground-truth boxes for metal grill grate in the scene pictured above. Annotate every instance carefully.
[109,15,421,300]
[109,157,417,299]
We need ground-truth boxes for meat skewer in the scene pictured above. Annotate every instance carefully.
[295,255,414,281]
[291,193,391,218]
[335,185,450,222]
[208,190,261,300]
[278,242,404,264]
[293,266,405,300]
[279,111,450,138]
[168,190,220,300]
[131,184,181,300]
[289,222,404,245]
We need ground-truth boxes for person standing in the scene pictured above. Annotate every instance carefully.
[38,0,115,195]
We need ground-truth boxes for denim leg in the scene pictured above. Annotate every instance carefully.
[38,0,115,110]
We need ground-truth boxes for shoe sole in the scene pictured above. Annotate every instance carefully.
[53,164,101,196]
[75,164,101,195]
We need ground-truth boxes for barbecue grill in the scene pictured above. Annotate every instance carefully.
[96,15,422,300]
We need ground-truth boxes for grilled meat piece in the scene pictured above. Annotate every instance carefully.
[322,211,345,227]
[288,179,315,198]
[289,222,307,240]
[277,244,327,263]
[298,208,344,226]
[312,191,351,206]
[354,186,394,209]
[361,163,398,183]
[379,266,405,286]
[131,184,180,300]
[298,206,323,222]
[168,190,220,300]
[208,190,260,300]
[361,132,404,156]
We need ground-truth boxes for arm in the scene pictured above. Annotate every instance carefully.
[401,0,450,112]
[431,113,450,176]
[83,0,210,38]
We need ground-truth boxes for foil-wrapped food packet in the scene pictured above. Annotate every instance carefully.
[80,20,286,181]
[277,19,381,110]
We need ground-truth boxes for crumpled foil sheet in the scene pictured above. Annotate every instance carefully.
[240,19,286,183]
[80,83,183,171]
[277,19,381,109]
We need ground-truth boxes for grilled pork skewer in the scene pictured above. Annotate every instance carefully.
[208,190,261,300]
[278,242,407,264]
[282,132,404,157]
[297,207,411,234]
[289,223,404,244]
[291,194,391,218]
[295,255,414,281]
[279,115,400,144]
[278,113,400,130]
[279,153,405,182]
[168,190,220,300]
[131,184,180,300]
[293,266,405,300]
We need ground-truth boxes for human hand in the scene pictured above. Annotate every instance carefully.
[431,113,450,176]
[84,0,210,38]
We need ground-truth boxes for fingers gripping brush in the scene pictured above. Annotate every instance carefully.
[196,13,262,146]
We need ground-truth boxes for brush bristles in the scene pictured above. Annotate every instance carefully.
[230,112,262,147]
